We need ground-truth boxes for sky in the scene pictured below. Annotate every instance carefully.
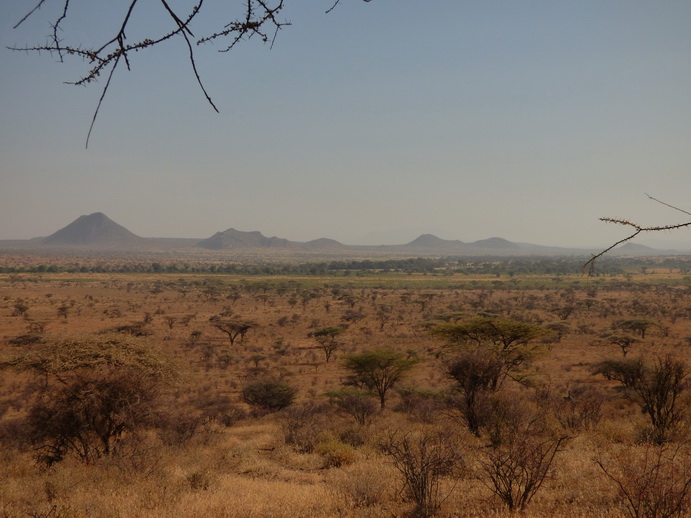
[1,1,691,248]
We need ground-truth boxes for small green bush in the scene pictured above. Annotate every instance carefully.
[242,379,297,411]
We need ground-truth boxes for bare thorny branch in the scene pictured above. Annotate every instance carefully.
[197,0,288,51]
[10,0,293,147]
[584,194,691,275]
[325,0,372,15]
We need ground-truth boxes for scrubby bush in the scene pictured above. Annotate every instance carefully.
[596,444,691,518]
[281,402,331,453]
[242,379,297,412]
[395,388,444,424]
[478,415,569,512]
[382,428,463,517]
[326,389,379,426]
[333,461,393,508]
[1,333,172,465]
[595,355,689,443]
[28,369,159,464]
[315,433,356,468]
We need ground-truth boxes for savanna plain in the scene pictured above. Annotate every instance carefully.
[2,255,691,517]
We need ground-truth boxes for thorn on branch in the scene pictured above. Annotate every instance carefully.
[584,195,691,275]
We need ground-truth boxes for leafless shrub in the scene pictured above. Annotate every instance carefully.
[12,299,29,317]
[9,333,44,347]
[332,461,393,508]
[281,402,332,453]
[382,428,463,517]
[326,389,379,426]
[192,393,246,427]
[102,321,152,337]
[26,321,48,334]
[478,416,569,512]
[536,384,604,432]
[596,443,691,518]
[395,388,444,424]
[157,412,208,446]
[186,468,216,491]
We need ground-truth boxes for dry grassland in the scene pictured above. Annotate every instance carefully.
[1,265,691,517]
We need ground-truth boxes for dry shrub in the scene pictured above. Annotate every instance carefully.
[191,391,246,427]
[395,388,444,424]
[155,399,234,448]
[594,355,689,444]
[314,433,356,468]
[596,443,691,518]
[100,435,165,480]
[280,402,332,453]
[479,431,568,512]
[0,415,32,450]
[326,389,379,426]
[382,427,464,517]
[186,468,216,491]
[331,459,396,508]
[535,384,604,433]
[157,412,209,446]
[477,406,570,513]
[338,426,368,447]
[26,504,82,518]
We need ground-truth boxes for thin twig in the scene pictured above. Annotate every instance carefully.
[13,0,48,29]
[86,54,121,149]
[645,193,691,218]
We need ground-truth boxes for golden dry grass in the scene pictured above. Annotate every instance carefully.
[1,265,690,516]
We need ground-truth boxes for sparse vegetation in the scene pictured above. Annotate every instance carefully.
[1,256,691,516]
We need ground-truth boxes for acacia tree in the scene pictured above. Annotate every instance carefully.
[603,333,640,357]
[209,316,255,346]
[433,317,550,437]
[1,333,173,464]
[309,326,345,362]
[432,317,551,386]
[343,349,418,409]
[614,319,659,340]
[10,0,370,146]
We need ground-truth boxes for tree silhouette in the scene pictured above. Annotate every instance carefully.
[10,0,369,146]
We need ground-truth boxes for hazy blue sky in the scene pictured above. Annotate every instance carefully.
[1,1,690,248]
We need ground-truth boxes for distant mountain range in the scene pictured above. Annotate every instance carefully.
[0,212,687,258]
